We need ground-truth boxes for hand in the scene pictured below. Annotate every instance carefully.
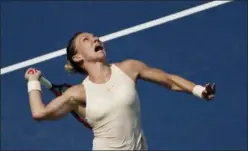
[25,68,41,81]
[202,83,216,101]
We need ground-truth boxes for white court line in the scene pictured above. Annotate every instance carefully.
[0,0,233,75]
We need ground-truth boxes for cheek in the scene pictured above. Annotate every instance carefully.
[80,41,92,49]
[81,49,95,60]
[81,43,91,50]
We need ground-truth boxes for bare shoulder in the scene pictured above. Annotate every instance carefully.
[115,59,148,72]
[63,84,86,104]
[114,59,149,80]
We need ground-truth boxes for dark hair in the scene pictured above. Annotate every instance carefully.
[65,32,87,74]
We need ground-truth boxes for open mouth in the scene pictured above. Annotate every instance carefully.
[95,45,104,52]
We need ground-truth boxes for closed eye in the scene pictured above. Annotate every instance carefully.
[83,37,89,42]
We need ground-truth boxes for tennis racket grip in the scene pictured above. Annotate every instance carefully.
[40,76,53,89]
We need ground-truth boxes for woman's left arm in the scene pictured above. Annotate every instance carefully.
[125,59,216,101]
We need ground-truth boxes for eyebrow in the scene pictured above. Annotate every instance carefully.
[81,36,88,40]
[80,34,95,39]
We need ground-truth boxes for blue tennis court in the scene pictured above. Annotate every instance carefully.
[1,1,247,150]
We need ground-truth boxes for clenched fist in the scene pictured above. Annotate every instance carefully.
[202,83,216,101]
[25,68,41,81]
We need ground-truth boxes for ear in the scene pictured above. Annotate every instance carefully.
[72,54,84,63]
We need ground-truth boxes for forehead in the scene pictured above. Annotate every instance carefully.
[77,32,94,39]
[74,33,94,48]
[74,32,91,43]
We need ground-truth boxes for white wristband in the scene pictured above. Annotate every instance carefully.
[27,80,41,93]
[192,85,205,98]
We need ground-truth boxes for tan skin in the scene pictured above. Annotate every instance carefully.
[25,33,216,121]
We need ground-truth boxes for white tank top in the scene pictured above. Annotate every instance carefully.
[82,64,148,150]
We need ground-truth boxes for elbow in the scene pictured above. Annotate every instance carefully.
[32,112,46,121]
[32,112,59,121]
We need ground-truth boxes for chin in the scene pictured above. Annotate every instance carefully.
[96,54,107,62]
[98,50,106,56]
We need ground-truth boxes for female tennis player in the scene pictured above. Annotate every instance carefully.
[25,32,216,150]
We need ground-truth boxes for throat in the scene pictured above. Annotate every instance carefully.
[87,64,113,84]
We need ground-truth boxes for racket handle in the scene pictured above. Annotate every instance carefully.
[40,76,52,89]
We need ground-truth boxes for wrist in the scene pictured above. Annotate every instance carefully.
[28,76,40,81]
[27,80,41,93]
[192,85,205,99]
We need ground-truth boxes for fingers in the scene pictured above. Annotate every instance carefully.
[27,69,35,74]
[26,68,41,74]
[202,90,209,99]
[202,91,214,101]
[25,68,42,81]
[206,94,215,101]
[205,83,216,94]
[202,83,216,101]
[205,83,211,92]
[208,94,215,100]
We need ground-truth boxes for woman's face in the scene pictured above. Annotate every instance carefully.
[73,32,106,64]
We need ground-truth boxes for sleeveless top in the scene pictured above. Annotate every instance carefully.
[82,64,148,150]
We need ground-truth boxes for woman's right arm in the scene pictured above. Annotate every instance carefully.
[29,85,84,121]
[25,68,85,121]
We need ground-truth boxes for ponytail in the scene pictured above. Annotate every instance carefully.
[64,61,77,74]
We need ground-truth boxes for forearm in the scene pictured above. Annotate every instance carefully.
[28,91,46,117]
[28,91,70,120]
[28,90,65,120]
[169,74,196,93]
[141,68,196,93]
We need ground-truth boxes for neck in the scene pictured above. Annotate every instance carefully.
[83,61,112,84]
